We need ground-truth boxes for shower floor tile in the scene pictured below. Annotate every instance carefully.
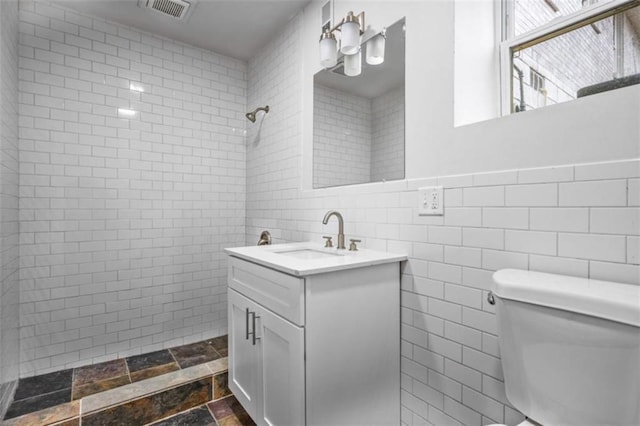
[170,341,222,368]
[4,335,229,422]
[4,388,72,420]
[127,349,180,383]
[12,369,73,401]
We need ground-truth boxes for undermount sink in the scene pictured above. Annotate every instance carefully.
[274,248,344,260]
[225,242,406,276]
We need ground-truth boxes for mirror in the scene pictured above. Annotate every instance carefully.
[313,18,406,189]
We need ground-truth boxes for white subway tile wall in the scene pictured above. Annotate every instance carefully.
[0,0,20,416]
[371,85,404,182]
[246,16,640,426]
[5,1,639,424]
[17,1,246,376]
[313,83,372,188]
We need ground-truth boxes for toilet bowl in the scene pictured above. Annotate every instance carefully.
[491,269,640,426]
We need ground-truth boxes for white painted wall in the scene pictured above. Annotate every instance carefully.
[0,0,20,416]
[17,0,246,376]
[454,0,501,127]
[247,0,640,424]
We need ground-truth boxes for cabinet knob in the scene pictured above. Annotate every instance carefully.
[322,236,333,248]
[349,239,361,251]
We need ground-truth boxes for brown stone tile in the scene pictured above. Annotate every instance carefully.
[13,369,73,401]
[150,405,215,426]
[206,358,228,375]
[2,400,79,426]
[82,364,211,415]
[208,335,228,357]
[218,413,256,426]
[126,349,175,373]
[4,388,71,420]
[72,374,131,400]
[55,418,80,426]
[130,362,180,383]
[81,377,212,426]
[170,342,221,368]
[213,371,231,400]
[207,395,253,424]
[73,359,128,387]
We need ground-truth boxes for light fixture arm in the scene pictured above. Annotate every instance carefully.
[326,10,365,38]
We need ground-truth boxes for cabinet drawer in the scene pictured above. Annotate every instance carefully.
[228,256,305,326]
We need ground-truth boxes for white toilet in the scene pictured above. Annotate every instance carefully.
[489,269,640,426]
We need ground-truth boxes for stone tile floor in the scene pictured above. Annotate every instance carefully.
[151,396,256,426]
[4,335,231,421]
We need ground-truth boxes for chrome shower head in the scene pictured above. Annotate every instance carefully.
[245,105,269,123]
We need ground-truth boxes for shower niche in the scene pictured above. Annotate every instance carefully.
[312,17,405,189]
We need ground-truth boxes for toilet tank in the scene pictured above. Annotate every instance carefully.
[492,269,640,426]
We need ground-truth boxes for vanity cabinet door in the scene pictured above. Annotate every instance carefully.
[228,289,260,420]
[229,288,305,426]
[256,303,305,426]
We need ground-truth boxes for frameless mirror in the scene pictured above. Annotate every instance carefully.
[313,17,405,189]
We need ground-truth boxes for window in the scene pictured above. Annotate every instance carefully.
[501,0,640,114]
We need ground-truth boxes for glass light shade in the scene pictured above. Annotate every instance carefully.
[319,36,338,68]
[344,49,361,77]
[366,34,385,65]
[340,21,360,55]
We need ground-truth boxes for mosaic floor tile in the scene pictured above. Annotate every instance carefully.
[73,359,128,387]
[12,369,73,401]
[150,405,216,426]
[170,342,221,369]
[4,388,72,420]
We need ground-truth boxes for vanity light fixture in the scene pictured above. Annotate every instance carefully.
[319,10,387,77]
[319,30,338,68]
[319,10,365,74]
[365,29,386,65]
[344,48,361,77]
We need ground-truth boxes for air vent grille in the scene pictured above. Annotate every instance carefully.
[144,0,191,19]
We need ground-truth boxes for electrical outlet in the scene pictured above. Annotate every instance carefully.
[418,186,443,215]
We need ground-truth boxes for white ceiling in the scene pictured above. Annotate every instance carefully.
[54,0,311,61]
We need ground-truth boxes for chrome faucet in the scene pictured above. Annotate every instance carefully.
[322,210,345,249]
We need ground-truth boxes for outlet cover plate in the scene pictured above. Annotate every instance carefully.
[418,186,443,215]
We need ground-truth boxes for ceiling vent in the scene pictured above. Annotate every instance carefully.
[140,0,192,20]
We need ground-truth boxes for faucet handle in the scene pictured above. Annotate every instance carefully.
[322,236,333,248]
[349,239,361,251]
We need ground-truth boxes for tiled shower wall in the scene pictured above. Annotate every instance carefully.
[246,17,640,426]
[17,1,246,376]
[0,0,20,416]
[313,83,371,188]
[371,85,404,182]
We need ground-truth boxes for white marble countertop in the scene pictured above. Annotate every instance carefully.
[225,242,407,276]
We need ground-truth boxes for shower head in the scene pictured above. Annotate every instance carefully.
[246,105,269,123]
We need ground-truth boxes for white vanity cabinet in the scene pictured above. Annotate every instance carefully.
[226,243,405,426]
